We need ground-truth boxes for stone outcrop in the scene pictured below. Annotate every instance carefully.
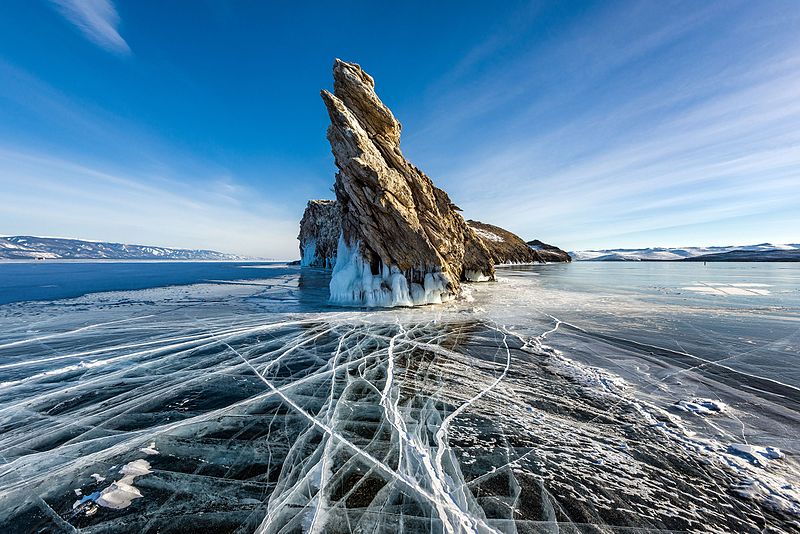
[298,200,340,268]
[320,59,495,306]
[527,240,572,263]
[297,209,571,270]
[467,220,571,264]
[467,220,541,264]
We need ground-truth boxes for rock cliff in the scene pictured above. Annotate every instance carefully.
[467,220,539,264]
[527,239,572,263]
[467,221,571,264]
[320,59,494,306]
[298,200,340,268]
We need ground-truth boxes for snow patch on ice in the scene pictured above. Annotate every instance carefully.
[547,353,628,396]
[139,441,159,455]
[681,283,771,296]
[95,459,151,509]
[72,459,152,516]
[732,477,800,517]
[96,481,143,509]
[674,398,728,415]
[727,443,785,466]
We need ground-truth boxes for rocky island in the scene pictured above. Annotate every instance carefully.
[299,59,569,306]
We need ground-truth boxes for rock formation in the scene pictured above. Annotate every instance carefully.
[466,220,572,264]
[467,220,540,264]
[298,200,340,268]
[320,59,495,306]
[527,239,572,263]
[297,209,571,270]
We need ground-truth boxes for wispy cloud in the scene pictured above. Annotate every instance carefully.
[0,148,298,258]
[50,0,130,55]
[0,62,300,258]
[402,1,800,249]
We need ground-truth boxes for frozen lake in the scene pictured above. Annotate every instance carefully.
[0,261,798,532]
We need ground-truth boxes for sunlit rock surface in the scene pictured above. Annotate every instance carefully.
[527,239,572,263]
[467,220,571,265]
[298,200,340,268]
[321,59,495,306]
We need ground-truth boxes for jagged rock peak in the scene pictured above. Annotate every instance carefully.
[298,200,340,268]
[321,59,495,306]
[331,59,401,146]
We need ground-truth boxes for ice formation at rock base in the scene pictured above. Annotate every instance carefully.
[329,236,452,307]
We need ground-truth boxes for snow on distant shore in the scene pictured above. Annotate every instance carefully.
[0,236,245,261]
[570,243,800,261]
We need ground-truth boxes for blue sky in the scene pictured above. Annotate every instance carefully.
[1,0,798,257]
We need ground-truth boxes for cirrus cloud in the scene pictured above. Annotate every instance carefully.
[50,0,130,55]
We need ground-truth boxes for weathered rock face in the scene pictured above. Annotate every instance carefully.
[298,200,340,268]
[467,220,572,264]
[321,59,495,306]
[467,220,541,264]
[527,239,572,263]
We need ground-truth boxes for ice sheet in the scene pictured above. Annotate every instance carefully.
[0,262,798,533]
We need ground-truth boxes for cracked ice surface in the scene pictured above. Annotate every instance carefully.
[0,263,799,533]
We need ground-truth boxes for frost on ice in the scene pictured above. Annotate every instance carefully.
[95,459,152,510]
[71,459,153,516]
[674,397,728,415]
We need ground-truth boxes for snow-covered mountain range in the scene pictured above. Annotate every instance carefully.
[0,236,245,260]
[570,243,800,261]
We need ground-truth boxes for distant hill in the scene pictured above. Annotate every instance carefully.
[570,243,800,262]
[0,236,245,260]
[464,220,571,264]
[684,248,800,262]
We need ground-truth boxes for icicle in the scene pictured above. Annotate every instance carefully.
[328,235,453,307]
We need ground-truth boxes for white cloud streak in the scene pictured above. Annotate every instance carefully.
[0,59,307,259]
[401,2,800,249]
[50,0,130,55]
[0,148,298,258]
